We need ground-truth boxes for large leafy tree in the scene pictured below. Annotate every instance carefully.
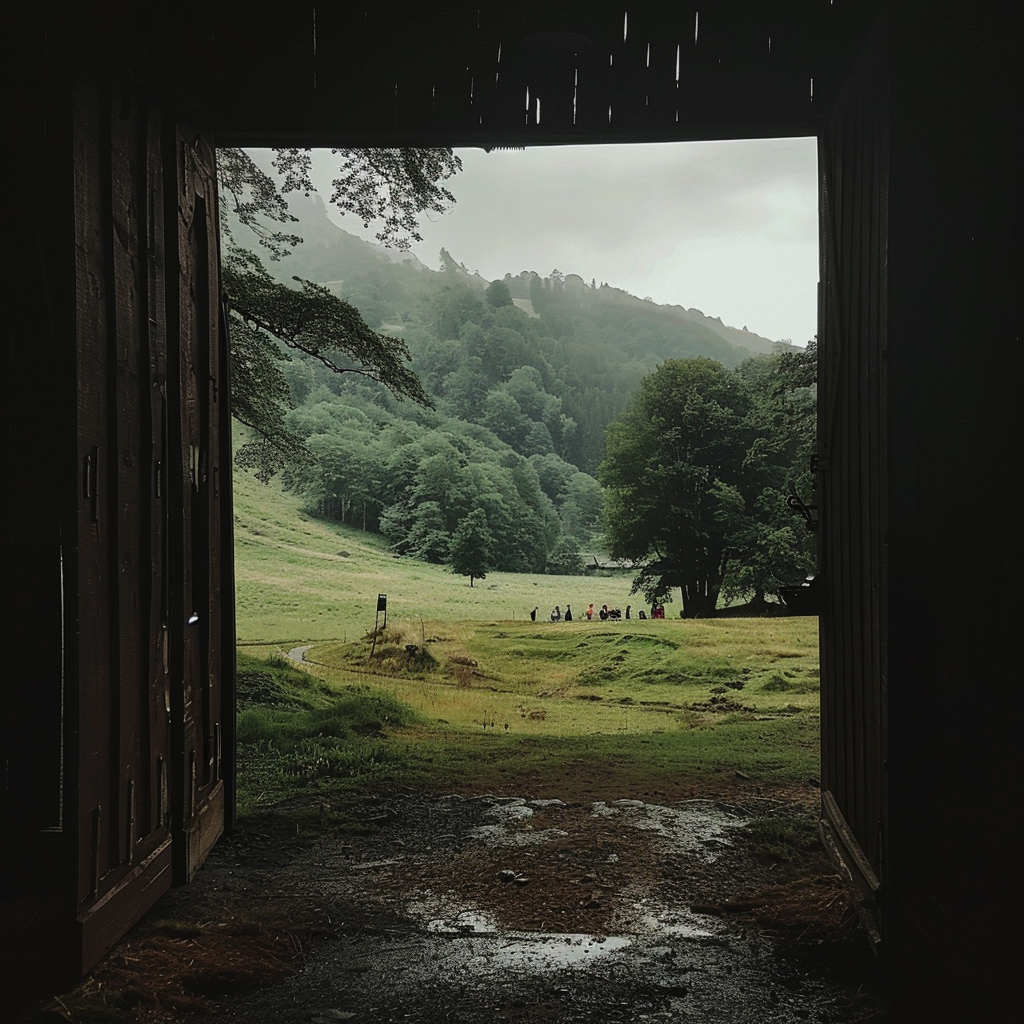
[599,358,751,617]
[216,147,462,479]
[716,343,817,608]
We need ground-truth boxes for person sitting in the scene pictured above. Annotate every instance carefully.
[586,603,594,620]
[625,604,631,619]
[530,607,538,621]
[564,604,574,622]
[550,605,561,622]
[638,609,647,619]
[599,604,609,621]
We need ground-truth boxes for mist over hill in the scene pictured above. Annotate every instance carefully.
[273,192,775,356]
[246,193,777,469]
[226,191,802,583]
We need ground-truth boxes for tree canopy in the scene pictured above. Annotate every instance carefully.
[449,508,493,586]
[599,351,815,615]
[600,358,750,616]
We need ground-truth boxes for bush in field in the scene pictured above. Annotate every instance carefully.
[238,686,421,751]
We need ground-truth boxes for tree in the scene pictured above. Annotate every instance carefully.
[546,535,585,575]
[716,343,817,607]
[218,148,461,258]
[216,147,461,478]
[485,279,513,308]
[449,509,493,586]
[599,358,750,617]
[560,472,604,543]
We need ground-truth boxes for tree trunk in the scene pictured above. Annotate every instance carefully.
[681,579,721,618]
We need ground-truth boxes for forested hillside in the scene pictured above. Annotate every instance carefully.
[256,193,774,472]
[230,192,806,589]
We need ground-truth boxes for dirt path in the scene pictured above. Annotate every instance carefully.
[52,789,904,1024]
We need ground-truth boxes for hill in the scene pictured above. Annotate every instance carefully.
[226,182,805,590]
[233,464,631,645]
[242,192,776,474]
[274,191,775,356]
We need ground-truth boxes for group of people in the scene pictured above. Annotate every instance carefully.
[530,602,668,622]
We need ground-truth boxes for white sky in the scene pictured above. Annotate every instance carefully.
[309,138,818,345]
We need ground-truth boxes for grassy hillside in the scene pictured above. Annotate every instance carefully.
[234,468,820,807]
[234,465,637,645]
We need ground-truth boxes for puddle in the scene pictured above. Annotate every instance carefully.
[490,933,631,970]
[632,906,721,940]
[204,793,897,1023]
[424,910,498,935]
[465,797,572,846]
[464,796,745,858]
[591,798,748,863]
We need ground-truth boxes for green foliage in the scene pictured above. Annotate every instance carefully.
[224,247,432,481]
[237,687,421,749]
[325,148,461,249]
[546,534,585,575]
[225,185,805,588]
[234,651,424,811]
[718,342,817,605]
[745,811,822,862]
[449,507,493,585]
[219,146,461,257]
[485,278,514,307]
[236,650,324,707]
[600,349,816,615]
[218,147,459,480]
[600,358,750,616]
[560,471,604,543]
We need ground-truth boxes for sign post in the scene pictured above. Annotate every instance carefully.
[370,594,387,659]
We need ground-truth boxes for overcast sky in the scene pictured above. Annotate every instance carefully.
[309,138,818,345]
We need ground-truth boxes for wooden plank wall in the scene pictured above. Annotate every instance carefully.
[816,21,889,936]
[70,75,233,973]
[1,13,77,1001]
[881,7,1019,1018]
[165,124,230,883]
[1,35,234,996]
[71,69,177,972]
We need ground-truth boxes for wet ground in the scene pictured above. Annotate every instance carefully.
[61,791,903,1024]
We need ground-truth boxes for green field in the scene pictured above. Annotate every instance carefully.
[234,465,641,643]
[234,468,821,811]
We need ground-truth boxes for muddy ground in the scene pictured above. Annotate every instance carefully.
[34,783,907,1024]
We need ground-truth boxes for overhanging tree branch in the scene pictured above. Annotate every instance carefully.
[217,145,459,480]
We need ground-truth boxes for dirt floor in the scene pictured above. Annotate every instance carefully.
[29,781,906,1024]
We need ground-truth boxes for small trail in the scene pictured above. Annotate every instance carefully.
[286,644,313,663]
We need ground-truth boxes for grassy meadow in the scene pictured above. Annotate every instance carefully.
[234,464,631,643]
[234,468,821,811]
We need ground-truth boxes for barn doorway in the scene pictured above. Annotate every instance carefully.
[211,140,892,1024]
[226,138,821,806]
